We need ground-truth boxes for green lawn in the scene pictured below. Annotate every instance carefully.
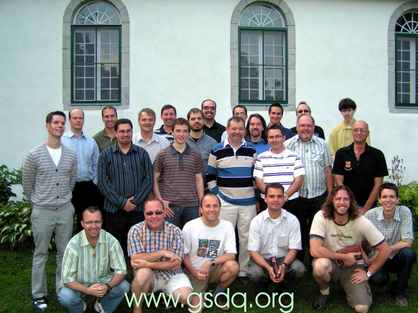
[0,248,416,313]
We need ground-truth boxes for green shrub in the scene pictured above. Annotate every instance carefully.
[0,201,32,248]
[0,165,22,204]
[399,182,418,223]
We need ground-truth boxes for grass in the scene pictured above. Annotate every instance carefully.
[0,248,416,313]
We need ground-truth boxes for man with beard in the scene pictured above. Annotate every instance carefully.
[133,108,170,163]
[201,99,226,142]
[187,108,217,175]
[245,114,269,155]
[155,104,177,142]
[93,106,118,152]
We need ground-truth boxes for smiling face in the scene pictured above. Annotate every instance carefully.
[81,210,103,241]
[267,128,284,151]
[296,115,314,142]
[139,112,155,133]
[352,121,369,144]
[161,108,176,128]
[265,186,285,212]
[201,100,216,121]
[233,107,247,122]
[269,106,283,125]
[296,103,311,117]
[46,114,65,139]
[227,119,245,144]
[379,188,398,213]
[115,123,133,145]
[102,108,117,129]
[248,116,263,140]
[144,200,165,231]
[173,123,189,145]
[332,189,351,217]
[200,194,221,225]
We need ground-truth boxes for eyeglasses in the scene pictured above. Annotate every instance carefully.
[145,211,164,216]
[83,221,102,225]
[297,109,310,114]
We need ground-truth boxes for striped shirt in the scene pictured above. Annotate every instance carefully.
[22,144,77,209]
[154,144,203,208]
[207,139,256,206]
[61,229,126,286]
[253,148,305,200]
[127,221,184,280]
[285,135,332,199]
[97,144,153,213]
[365,206,414,258]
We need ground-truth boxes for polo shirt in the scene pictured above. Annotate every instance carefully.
[133,132,170,163]
[154,125,174,142]
[248,209,302,259]
[93,129,116,152]
[332,143,388,206]
[203,121,226,143]
[154,144,203,208]
[61,229,126,286]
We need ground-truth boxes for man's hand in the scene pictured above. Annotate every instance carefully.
[167,257,181,270]
[341,252,362,267]
[87,283,107,297]
[161,200,174,218]
[160,250,181,261]
[131,258,149,269]
[123,196,136,212]
[276,263,286,283]
[267,266,281,283]
[351,268,368,284]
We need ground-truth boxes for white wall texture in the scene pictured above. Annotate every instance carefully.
[0,0,416,182]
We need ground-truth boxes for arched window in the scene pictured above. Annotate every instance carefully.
[63,0,129,108]
[231,0,295,108]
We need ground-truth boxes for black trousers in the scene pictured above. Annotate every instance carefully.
[71,180,103,231]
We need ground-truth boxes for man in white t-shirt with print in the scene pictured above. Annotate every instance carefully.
[183,193,239,296]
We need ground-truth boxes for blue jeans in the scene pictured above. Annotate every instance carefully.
[58,281,130,313]
[370,247,416,296]
[166,206,199,228]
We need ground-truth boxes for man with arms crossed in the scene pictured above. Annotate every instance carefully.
[23,111,77,311]
[128,199,199,313]
[248,183,305,289]
[183,193,239,297]
[310,185,391,312]
[365,183,416,306]
[58,207,129,313]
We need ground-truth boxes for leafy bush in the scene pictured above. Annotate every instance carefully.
[399,182,418,224]
[0,201,32,249]
[0,165,22,204]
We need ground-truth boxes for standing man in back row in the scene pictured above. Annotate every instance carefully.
[93,106,118,152]
[201,99,226,142]
[23,111,77,311]
[155,104,177,142]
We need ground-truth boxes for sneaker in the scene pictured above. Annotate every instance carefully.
[395,295,408,307]
[94,300,105,313]
[32,297,47,311]
[312,294,328,310]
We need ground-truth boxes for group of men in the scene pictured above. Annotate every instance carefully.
[22,97,415,313]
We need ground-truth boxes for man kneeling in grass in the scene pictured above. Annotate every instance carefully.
[128,199,200,313]
[58,206,130,313]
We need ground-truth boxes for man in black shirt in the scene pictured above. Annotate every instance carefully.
[201,98,226,142]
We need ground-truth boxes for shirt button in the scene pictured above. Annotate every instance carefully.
[56,196,59,199]
[56,169,58,172]
[56,183,59,186]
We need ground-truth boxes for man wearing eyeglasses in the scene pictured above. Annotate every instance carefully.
[58,206,129,313]
[201,99,226,143]
[290,101,325,139]
[128,199,199,313]
[333,120,388,214]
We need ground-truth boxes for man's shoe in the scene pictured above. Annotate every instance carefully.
[312,294,328,310]
[395,295,408,307]
[94,300,105,313]
[32,297,48,311]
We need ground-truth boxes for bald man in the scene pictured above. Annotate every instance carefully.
[62,108,102,230]
[332,121,388,214]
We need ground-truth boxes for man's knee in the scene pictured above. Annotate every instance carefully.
[291,259,306,278]
[354,304,369,313]
[133,268,153,288]
[111,280,131,296]
[173,287,193,303]
[312,258,332,278]
[222,260,239,276]
[58,287,81,307]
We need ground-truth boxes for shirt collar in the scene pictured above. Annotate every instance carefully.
[261,208,288,222]
[80,229,105,247]
[136,132,160,144]
[223,136,246,148]
[169,142,191,155]
[376,206,401,222]
[112,142,138,153]
[65,130,85,139]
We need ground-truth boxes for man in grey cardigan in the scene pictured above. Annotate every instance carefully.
[23,111,77,311]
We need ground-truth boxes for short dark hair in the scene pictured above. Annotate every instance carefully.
[138,108,156,121]
[201,98,217,109]
[200,192,221,207]
[265,183,285,195]
[46,111,66,123]
[233,104,248,115]
[101,106,117,117]
[378,182,399,198]
[322,185,359,220]
[246,114,267,140]
[268,102,284,114]
[187,108,203,120]
[227,116,245,128]
[82,206,102,220]
[338,98,357,111]
[265,123,283,137]
[173,117,190,131]
[161,104,177,116]
[114,118,133,131]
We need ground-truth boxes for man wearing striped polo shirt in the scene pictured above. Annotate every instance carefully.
[207,116,257,277]
[254,124,305,220]
[285,114,333,260]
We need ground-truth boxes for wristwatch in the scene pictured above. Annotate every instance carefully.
[366,271,373,279]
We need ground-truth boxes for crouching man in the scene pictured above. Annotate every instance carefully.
[310,185,391,313]
[182,193,239,302]
[58,206,130,313]
[248,183,305,289]
[128,199,200,313]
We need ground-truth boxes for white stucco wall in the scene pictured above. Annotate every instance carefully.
[0,0,416,182]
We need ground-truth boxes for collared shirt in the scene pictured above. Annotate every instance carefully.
[187,134,217,175]
[328,119,371,156]
[285,135,332,199]
[61,229,126,286]
[154,143,203,208]
[93,129,117,152]
[97,144,153,213]
[154,125,174,142]
[332,143,388,206]
[203,121,226,143]
[133,132,170,163]
[128,221,184,280]
[253,148,305,200]
[248,209,302,259]
[62,131,99,183]
[365,206,414,258]
[207,139,256,206]
[246,138,270,156]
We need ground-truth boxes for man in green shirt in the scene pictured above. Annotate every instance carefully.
[93,106,118,152]
[58,206,129,313]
